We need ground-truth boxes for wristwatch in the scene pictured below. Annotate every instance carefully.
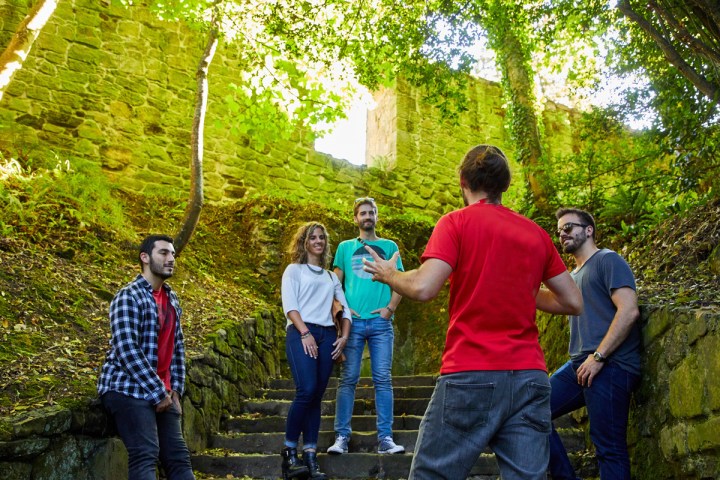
[593,351,606,362]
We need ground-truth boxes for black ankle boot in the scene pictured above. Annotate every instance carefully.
[281,446,309,480]
[302,450,328,480]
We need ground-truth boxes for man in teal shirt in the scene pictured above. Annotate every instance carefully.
[327,197,405,455]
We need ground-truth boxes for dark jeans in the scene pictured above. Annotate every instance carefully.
[549,361,639,480]
[285,323,336,450]
[101,391,195,480]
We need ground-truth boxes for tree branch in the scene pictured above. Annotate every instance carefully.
[617,0,719,104]
[174,28,219,255]
[650,0,720,65]
[0,0,58,102]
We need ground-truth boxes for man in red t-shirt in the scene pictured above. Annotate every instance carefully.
[363,145,583,480]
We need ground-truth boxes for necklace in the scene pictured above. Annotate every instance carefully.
[306,264,324,275]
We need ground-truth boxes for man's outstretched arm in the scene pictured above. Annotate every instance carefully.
[362,248,452,302]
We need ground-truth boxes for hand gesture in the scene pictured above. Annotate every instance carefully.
[362,248,400,285]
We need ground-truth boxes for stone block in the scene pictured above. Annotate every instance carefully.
[185,381,203,405]
[117,20,141,37]
[188,363,214,388]
[70,403,111,436]
[643,308,673,346]
[665,325,689,369]
[3,95,32,114]
[117,89,146,107]
[75,26,102,49]
[24,84,52,102]
[0,437,50,459]
[0,461,32,480]
[668,355,704,418]
[687,416,720,453]
[211,333,233,356]
[100,145,133,170]
[37,33,69,55]
[659,423,688,459]
[87,438,127,480]
[12,406,72,438]
[31,435,86,480]
[688,312,709,345]
[73,137,98,156]
[182,399,206,454]
[68,43,103,66]
[108,100,132,119]
[76,125,106,141]
[45,110,84,129]
[698,334,720,411]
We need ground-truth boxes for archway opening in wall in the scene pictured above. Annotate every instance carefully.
[314,102,368,166]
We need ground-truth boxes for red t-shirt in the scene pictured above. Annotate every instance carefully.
[421,200,567,374]
[152,287,176,391]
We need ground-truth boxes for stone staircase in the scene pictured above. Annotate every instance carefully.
[192,375,597,479]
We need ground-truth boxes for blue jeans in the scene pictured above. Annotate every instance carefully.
[409,370,551,480]
[285,323,336,450]
[334,316,395,439]
[549,361,640,480]
[101,391,195,480]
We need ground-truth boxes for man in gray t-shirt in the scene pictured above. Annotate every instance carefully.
[549,208,641,480]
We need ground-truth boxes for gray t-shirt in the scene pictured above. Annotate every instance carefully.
[569,249,641,375]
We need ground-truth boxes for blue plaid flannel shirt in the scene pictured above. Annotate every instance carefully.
[97,275,186,405]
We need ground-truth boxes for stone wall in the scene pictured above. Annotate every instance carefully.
[1,0,581,218]
[0,310,281,480]
[540,305,720,479]
[630,305,720,479]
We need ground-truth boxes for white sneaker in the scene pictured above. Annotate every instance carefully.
[327,435,349,454]
[378,436,405,454]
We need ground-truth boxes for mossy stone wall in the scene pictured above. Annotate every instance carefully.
[0,310,281,480]
[630,306,720,479]
[538,305,720,479]
[1,0,580,218]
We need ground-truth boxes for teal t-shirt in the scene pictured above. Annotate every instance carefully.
[333,238,404,320]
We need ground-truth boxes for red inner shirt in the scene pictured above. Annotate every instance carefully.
[152,288,176,391]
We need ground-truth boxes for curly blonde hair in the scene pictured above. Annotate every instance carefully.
[287,222,331,267]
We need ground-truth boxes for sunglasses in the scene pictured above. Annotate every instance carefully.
[354,197,375,203]
[557,222,588,236]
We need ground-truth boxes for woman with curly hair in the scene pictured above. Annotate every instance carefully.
[280,222,351,480]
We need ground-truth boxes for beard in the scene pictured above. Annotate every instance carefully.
[562,232,588,254]
[149,257,174,279]
[360,220,375,231]
[462,188,469,207]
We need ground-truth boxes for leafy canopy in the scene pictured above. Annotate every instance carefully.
[116,0,478,144]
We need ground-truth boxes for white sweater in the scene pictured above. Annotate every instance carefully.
[281,263,351,328]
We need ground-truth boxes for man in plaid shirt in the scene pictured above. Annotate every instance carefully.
[97,234,195,480]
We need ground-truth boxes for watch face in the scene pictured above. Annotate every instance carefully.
[594,352,603,362]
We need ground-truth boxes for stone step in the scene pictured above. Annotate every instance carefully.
[258,385,437,401]
[210,427,587,455]
[192,451,501,479]
[240,398,432,417]
[268,375,437,390]
[193,375,597,480]
[225,414,424,434]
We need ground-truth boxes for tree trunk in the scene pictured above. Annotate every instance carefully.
[0,0,58,102]
[487,8,552,212]
[173,30,219,255]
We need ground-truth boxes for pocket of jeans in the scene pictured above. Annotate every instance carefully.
[442,381,494,432]
[520,381,551,433]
